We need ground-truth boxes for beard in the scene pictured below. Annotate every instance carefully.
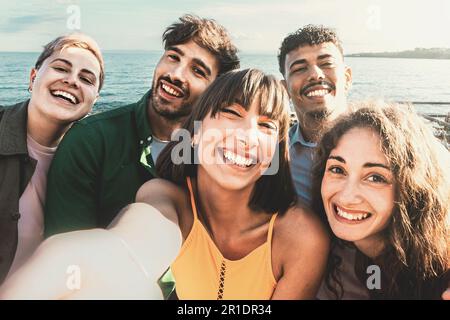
[305,108,333,121]
[151,94,192,120]
[150,76,192,121]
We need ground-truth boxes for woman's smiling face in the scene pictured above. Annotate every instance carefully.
[321,127,396,243]
[29,46,101,123]
[196,97,280,191]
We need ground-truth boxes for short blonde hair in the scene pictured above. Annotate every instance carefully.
[34,33,105,91]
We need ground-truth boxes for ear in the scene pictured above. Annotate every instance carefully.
[29,68,37,92]
[344,66,352,93]
[281,79,291,98]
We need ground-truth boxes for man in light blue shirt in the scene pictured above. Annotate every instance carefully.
[288,122,317,205]
[277,25,369,300]
[278,25,352,207]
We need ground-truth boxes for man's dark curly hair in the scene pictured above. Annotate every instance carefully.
[278,24,344,75]
[163,14,240,75]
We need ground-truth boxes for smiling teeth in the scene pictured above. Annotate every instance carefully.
[162,83,181,97]
[223,150,253,167]
[306,89,330,97]
[53,90,77,104]
[336,207,370,221]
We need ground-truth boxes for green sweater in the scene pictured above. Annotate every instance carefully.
[44,91,157,237]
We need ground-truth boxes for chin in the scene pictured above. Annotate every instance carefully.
[219,176,253,190]
[329,222,371,243]
[55,107,88,122]
[333,230,363,242]
[212,170,257,191]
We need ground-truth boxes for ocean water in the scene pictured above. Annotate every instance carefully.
[1,52,449,115]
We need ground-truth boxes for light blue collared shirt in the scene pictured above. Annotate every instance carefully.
[150,138,170,164]
[288,123,317,207]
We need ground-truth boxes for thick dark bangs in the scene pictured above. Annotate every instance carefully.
[257,74,291,140]
[206,69,290,139]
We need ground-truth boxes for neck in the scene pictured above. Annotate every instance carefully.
[27,102,70,147]
[147,99,185,142]
[297,115,326,143]
[354,233,386,259]
[295,100,348,143]
[195,169,260,235]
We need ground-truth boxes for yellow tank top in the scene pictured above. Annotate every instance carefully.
[171,177,278,300]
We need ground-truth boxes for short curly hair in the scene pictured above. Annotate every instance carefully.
[163,14,240,75]
[278,24,344,76]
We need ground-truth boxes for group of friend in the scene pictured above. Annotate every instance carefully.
[0,14,449,300]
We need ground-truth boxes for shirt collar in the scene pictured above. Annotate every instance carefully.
[289,123,317,148]
[0,100,30,156]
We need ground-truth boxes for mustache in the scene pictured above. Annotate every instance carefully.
[300,81,335,96]
[158,75,189,97]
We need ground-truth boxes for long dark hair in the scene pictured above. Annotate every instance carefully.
[156,68,297,215]
[312,101,450,299]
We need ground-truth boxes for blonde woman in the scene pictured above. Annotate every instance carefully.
[0,33,103,284]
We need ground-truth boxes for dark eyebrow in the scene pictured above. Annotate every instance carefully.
[328,155,345,163]
[167,46,211,76]
[317,54,334,60]
[51,58,72,66]
[289,58,307,71]
[328,156,390,170]
[167,46,184,56]
[50,58,98,80]
[289,54,336,71]
[363,162,391,170]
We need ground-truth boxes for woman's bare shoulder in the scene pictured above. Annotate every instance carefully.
[136,178,186,203]
[275,203,330,253]
[271,204,331,299]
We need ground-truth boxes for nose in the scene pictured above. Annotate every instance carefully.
[336,178,364,207]
[307,65,325,82]
[63,72,79,88]
[236,117,259,149]
[169,63,188,84]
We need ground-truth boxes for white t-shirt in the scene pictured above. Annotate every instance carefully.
[7,134,57,277]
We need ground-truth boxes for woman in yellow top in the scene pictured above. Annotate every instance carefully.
[138,68,329,299]
[0,69,328,300]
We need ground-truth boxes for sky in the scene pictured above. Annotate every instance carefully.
[1,0,450,54]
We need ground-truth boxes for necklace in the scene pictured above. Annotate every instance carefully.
[152,135,171,143]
